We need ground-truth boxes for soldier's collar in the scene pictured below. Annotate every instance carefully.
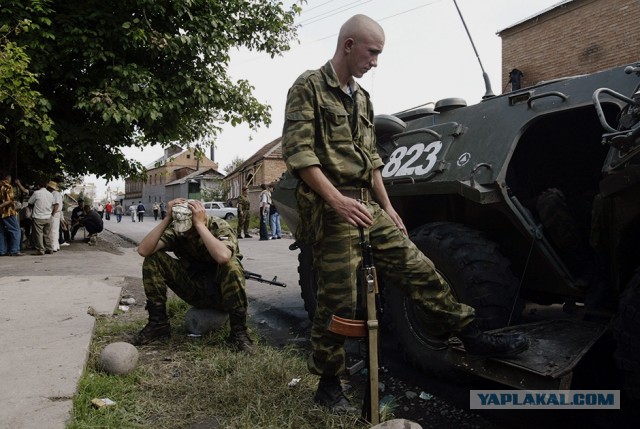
[325,61,359,96]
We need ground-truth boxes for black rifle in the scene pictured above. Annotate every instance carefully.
[244,271,287,288]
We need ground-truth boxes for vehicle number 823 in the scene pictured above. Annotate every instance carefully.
[381,141,443,178]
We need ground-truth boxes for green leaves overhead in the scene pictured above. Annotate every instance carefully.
[0,0,301,181]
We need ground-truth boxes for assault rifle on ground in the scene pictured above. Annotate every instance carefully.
[244,271,287,288]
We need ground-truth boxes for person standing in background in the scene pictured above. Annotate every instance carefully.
[114,202,124,223]
[258,183,270,241]
[137,201,146,222]
[236,187,251,239]
[153,202,160,221]
[0,170,25,256]
[129,202,137,222]
[105,201,112,221]
[160,201,167,220]
[268,184,282,239]
[47,181,62,253]
[28,181,54,255]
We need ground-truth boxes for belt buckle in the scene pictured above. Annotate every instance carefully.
[359,188,368,202]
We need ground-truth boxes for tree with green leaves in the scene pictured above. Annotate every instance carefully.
[0,0,300,183]
[224,155,246,174]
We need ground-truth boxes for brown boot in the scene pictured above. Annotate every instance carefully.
[132,300,171,346]
[228,311,254,354]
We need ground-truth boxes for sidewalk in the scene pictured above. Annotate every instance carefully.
[0,274,124,429]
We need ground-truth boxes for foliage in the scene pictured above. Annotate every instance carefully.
[224,155,246,174]
[0,0,301,183]
[0,3,58,178]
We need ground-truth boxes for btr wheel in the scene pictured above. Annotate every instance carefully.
[386,221,523,374]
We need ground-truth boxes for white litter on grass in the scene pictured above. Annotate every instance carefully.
[287,377,302,388]
[118,305,129,311]
[91,397,116,408]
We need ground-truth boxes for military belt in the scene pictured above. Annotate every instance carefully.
[337,188,370,202]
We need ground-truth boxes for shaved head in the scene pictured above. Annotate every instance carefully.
[332,14,385,85]
[337,14,384,50]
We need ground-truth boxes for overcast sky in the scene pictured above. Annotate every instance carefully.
[91,0,562,199]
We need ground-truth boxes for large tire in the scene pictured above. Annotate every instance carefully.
[386,222,523,374]
[298,244,318,321]
[613,266,640,406]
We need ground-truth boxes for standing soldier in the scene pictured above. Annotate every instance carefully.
[281,14,529,412]
[236,186,252,239]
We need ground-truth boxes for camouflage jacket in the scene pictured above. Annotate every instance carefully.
[160,216,241,264]
[282,61,383,188]
[237,194,250,213]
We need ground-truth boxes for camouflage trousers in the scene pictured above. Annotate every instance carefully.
[308,200,475,377]
[142,251,248,313]
[237,210,250,235]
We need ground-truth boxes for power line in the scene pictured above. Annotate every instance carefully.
[298,0,373,26]
[311,0,446,43]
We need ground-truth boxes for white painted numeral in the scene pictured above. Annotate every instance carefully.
[382,141,443,178]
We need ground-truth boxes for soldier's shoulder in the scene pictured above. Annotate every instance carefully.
[292,68,323,86]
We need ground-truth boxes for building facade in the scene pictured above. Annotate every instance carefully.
[124,145,222,210]
[499,0,640,91]
[224,137,287,214]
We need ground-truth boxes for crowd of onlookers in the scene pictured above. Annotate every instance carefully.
[0,170,106,256]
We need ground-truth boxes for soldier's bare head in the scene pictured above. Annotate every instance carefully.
[332,14,385,85]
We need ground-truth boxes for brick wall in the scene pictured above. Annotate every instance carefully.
[500,0,640,90]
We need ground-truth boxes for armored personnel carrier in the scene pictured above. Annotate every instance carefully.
[273,62,640,398]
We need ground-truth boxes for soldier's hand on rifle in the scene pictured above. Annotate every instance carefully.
[332,195,373,228]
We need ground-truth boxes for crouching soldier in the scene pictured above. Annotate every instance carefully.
[133,198,253,353]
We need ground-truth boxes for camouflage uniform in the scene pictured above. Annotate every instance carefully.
[142,216,247,314]
[282,62,475,377]
[236,193,251,237]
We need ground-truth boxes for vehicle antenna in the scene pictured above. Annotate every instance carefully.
[452,0,495,99]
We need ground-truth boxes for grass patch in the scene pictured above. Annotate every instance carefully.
[67,298,372,429]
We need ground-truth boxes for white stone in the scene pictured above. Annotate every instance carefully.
[369,419,422,429]
[184,307,229,335]
[100,342,139,375]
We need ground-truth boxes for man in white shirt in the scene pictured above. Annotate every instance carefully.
[129,202,137,222]
[28,181,54,255]
[258,183,271,241]
[47,181,62,252]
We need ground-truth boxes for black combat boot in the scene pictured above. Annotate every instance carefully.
[458,322,529,359]
[228,311,254,354]
[132,300,171,346]
[313,376,357,413]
